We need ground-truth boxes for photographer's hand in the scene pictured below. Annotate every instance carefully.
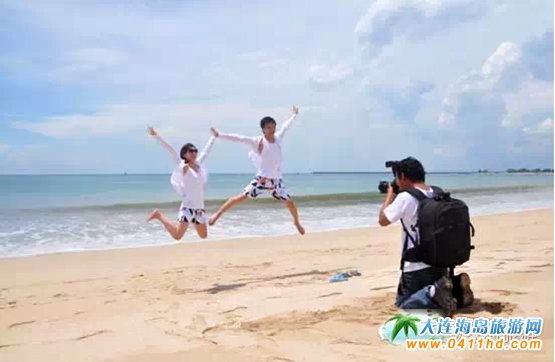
[378,185,395,226]
[385,184,395,203]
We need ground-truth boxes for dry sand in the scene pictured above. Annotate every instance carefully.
[0,209,553,362]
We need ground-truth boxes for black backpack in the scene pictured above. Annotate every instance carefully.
[400,186,475,273]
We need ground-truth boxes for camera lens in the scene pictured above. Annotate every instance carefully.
[378,181,389,194]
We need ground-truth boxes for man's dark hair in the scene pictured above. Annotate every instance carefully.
[260,116,276,129]
[398,157,426,182]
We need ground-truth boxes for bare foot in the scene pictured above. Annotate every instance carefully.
[208,214,219,226]
[294,221,306,235]
[147,209,161,222]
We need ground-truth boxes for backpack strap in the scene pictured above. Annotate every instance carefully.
[402,187,427,202]
[399,219,412,271]
[399,186,438,271]
[403,186,444,198]
[400,218,421,271]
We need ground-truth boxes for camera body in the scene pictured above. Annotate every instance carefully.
[384,160,401,172]
[378,161,401,194]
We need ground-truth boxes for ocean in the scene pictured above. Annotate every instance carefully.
[0,173,552,258]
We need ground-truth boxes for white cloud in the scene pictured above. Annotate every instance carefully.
[522,117,554,135]
[308,64,354,90]
[432,145,465,157]
[1,0,552,172]
[236,51,289,69]
[1,2,184,40]
[48,48,128,82]
[480,42,522,80]
[439,31,554,128]
[438,41,523,125]
[68,48,126,68]
[258,58,289,69]
[430,30,553,166]
[12,103,288,140]
[365,80,434,122]
[1,143,126,174]
[13,105,146,138]
[237,51,269,60]
[355,0,490,59]
[502,80,553,127]
[521,30,554,82]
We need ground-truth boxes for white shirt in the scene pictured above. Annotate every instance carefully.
[219,114,297,179]
[384,186,434,273]
[153,134,215,209]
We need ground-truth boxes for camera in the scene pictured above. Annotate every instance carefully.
[378,161,401,194]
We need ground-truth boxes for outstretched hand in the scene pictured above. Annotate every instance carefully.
[210,127,220,137]
[147,126,157,136]
[291,105,299,115]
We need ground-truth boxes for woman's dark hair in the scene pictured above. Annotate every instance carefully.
[180,143,197,163]
[260,116,276,129]
[398,157,426,182]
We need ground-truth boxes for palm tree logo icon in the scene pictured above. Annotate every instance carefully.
[385,313,421,342]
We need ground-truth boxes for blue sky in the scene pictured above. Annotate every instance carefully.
[0,0,552,174]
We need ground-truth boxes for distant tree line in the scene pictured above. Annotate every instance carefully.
[506,168,554,173]
[476,168,554,173]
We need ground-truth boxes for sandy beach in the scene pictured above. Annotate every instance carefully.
[0,208,552,362]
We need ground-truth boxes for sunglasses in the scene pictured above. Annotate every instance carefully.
[188,149,198,154]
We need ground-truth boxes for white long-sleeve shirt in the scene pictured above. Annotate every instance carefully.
[219,113,297,179]
[152,134,215,209]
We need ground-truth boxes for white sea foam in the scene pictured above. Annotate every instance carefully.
[0,185,552,258]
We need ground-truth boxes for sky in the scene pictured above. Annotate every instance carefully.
[0,0,553,174]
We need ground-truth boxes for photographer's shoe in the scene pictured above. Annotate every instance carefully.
[453,273,474,309]
[431,276,457,318]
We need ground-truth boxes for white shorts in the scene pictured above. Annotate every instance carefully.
[178,207,207,225]
[243,176,291,201]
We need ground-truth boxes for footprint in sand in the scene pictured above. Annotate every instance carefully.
[318,292,342,298]
[0,344,20,350]
[193,314,208,327]
[488,289,526,296]
[74,330,111,341]
[220,306,248,314]
[8,320,35,329]
[458,299,516,315]
[370,285,395,291]
[172,287,193,295]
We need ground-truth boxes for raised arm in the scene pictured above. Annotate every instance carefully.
[210,127,258,148]
[148,127,180,164]
[198,136,216,164]
[275,105,299,139]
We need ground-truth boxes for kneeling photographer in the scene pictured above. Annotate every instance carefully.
[378,157,474,317]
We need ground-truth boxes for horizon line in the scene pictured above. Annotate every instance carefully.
[1,170,553,176]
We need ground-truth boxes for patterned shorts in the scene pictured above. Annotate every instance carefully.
[243,176,291,201]
[178,207,207,225]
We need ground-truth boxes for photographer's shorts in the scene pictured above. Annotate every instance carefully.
[244,176,291,201]
[395,266,448,307]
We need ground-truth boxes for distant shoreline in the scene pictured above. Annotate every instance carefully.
[0,171,553,176]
